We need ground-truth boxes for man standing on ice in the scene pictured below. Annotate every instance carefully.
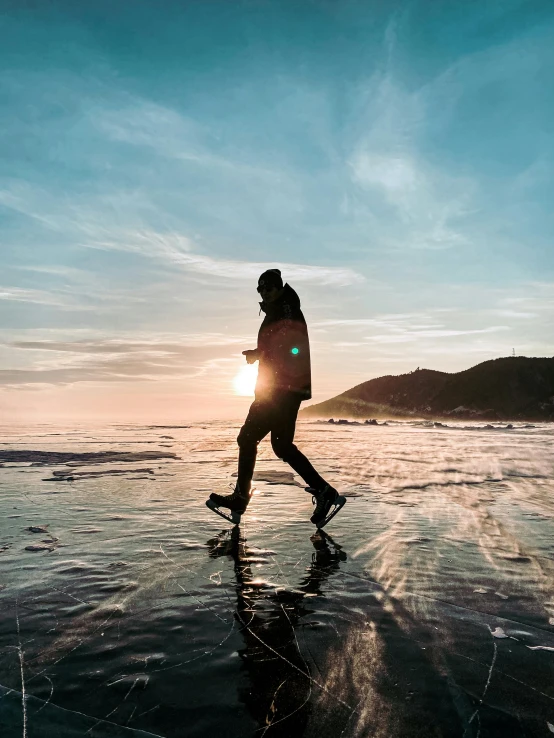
[207,268,345,527]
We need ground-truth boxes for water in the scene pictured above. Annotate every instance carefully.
[1,420,553,737]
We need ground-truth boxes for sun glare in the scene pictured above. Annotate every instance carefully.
[233,364,258,396]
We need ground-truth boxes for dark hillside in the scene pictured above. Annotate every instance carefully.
[301,357,554,421]
[432,357,554,418]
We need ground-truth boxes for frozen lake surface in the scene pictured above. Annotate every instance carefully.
[1,420,554,737]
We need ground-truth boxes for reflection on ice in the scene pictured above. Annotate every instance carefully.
[206,526,348,734]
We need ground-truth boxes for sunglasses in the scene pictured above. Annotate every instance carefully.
[257,284,276,294]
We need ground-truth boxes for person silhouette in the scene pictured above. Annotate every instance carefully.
[206,269,345,527]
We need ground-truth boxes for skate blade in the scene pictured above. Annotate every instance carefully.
[206,499,242,525]
[316,496,346,529]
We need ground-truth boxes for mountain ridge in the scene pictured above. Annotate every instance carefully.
[300,357,554,421]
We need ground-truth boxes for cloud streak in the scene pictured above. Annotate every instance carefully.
[1,334,251,388]
[348,72,472,251]
[83,229,366,286]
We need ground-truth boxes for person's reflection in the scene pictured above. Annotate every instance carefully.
[206,527,347,736]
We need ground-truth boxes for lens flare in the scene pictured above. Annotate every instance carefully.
[233,363,258,396]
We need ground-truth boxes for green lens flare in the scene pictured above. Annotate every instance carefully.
[291,347,299,355]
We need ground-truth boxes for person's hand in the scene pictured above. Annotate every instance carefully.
[242,349,258,364]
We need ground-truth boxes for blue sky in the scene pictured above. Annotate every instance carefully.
[1,0,553,422]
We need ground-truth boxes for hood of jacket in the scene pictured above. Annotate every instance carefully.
[259,283,301,317]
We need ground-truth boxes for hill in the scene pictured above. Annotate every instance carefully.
[300,357,554,421]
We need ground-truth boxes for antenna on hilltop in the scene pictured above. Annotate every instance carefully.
[512,348,515,357]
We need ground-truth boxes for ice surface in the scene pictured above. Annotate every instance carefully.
[0,420,553,737]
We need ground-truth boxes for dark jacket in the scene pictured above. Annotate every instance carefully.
[255,283,312,401]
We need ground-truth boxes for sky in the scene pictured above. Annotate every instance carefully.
[1,0,553,423]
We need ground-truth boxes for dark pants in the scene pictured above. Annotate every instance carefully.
[237,392,327,494]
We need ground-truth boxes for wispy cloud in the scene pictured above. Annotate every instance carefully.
[350,150,470,249]
[364,326,509,344]
[0,173,365,287]
[348,72,472,250]
[86,228,365,286]
[0,286,73,307]
[0,277,165,312]
[95,97,282,182]
[9,334,248,353]
[492,309,538,319]
[313,313,438,329]
[1,334,251,388]
[312,310,510,346]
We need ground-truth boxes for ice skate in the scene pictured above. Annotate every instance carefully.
[206,485,251,525]
[307,484,346,529]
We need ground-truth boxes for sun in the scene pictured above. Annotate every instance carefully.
[233,363,258,396]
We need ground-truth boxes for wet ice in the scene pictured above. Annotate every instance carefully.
[0,420,553,737]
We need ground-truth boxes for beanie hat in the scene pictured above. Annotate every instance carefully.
[258,268,283,289]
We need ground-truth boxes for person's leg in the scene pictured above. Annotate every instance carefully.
[270,394,327,490]
[236,400,273,495]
